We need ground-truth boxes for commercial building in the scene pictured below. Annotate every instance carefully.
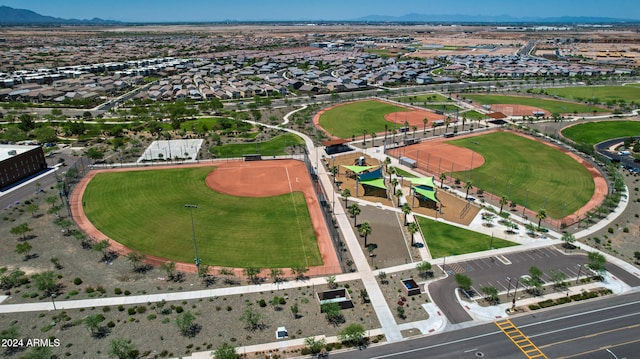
[0,144,48,190]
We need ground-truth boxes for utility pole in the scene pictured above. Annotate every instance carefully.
[184,204,200,275]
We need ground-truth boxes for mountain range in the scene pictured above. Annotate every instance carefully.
[0,5,637,25]
[0,6,119,25]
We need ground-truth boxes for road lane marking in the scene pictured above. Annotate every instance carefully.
[538,322,640,349]
[556,338,640,359]
[495,319,548,359]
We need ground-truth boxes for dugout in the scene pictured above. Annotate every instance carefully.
[322,139,351,155]
[399,156,417,168]
[243,154,262,161]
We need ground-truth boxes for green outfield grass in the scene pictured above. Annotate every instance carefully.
[448,132,594,218]
[319,100,407,138]
[542,86,640,104]
[416,217,516,258]
[460,110,486,120]
[561,121,640,146]
[464,94,608,114]
[82,167,322,268]
[396,93,452,103]
[209,133,304,158]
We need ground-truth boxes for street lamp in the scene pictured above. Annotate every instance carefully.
[51,293,57,311]
[184,204,200,274]
[576,264,583,284]
[506,277,512,297]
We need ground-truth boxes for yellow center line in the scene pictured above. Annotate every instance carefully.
[539,322,640,349]
[556,338,640,359]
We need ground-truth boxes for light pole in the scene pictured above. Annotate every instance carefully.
[506,277,512,297]
[184,204,200,274]
[51,293,57,311]
[576,264,583,284]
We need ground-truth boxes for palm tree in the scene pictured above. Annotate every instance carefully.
[342,188,351,207]
[499,195,508,214]
[395,189,404,207]
[401,203,412,226]
[348,203,361,226]
[362,129,367,145]
[431,121,438,136]
[536,209,547,230]
[384,157,391,172]
[464,181,473,200]
[408,222,420,246]
[359,222,372,247]
[412,126,417,139]
[423,118,427,134]
[439,172,447,188]
[461,114,467,130]
[444,117,451,133]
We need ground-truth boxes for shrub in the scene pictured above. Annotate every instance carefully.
[528,304,541,310]
[128,307,137,315]
[124,290,131,296]
[136,306,147,314]
[117,305,125,312]
[175,306,184,313]
[96,286,106,294]
[73,278,83,285]
[107,321,115,328]
[555,297,572,305]
[538,299,555,308]
[147,314,157,320]
[102,306,110,313]
[114,288,122,295]
[607,227,614,234]
[258,299,267,307]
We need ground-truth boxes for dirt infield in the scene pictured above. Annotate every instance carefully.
[488,104,550,117]
[387,131,489,173]
[384,109,445,128]
[70,160,340,277]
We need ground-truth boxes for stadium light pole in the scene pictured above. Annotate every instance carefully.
[184,204,200,274]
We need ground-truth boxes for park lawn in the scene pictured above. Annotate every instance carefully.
[460,110,486,120]
[209,133,304,158]
[82,167,322,268]
[180,117,221,132]
[394,167,417,178]
[464,94,608,114]
[542,86,640,104]
[396,93,452,103]
[448,132,594,218]
[561,121,640,146]
[416,217,516,258]
[319,100,407,138]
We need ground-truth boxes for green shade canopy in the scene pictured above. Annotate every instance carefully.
[360,178,387,190]
[414,187,440,203]
[342,165,377,174]
[407,176,436,188]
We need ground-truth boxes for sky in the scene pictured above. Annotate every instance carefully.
[2,0,639,22]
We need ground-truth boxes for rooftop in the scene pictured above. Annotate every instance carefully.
[0,144,40,162]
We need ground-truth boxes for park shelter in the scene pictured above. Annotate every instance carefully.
[408,176,440,209]
[342,165,376,179]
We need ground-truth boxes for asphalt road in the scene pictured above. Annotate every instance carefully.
[428,246,640,324]
[331,291,640,359]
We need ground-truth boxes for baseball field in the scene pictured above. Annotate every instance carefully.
[464,94,608,114]
[80,161,325,269]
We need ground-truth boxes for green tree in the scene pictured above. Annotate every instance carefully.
[160,261,176,280]
[10,223,32,240]
[464,181,473,200]
[395,188,404,207]
[291,266,308,280]
[549,269,567,289]
[408,222,420,246]
[326,274,337,289]
[92,240,111,261]
[454,273,473,292]
[31,271,58,296]
[439,172,447,188]
[348,203,361,226]
[481,286,499,305]
[176,311,198,337]
[242,267,262,284]
[85,147,104,163]
[84,313,106,336]
[359,221,372,247]
[321,302,344,326]
[499,196,508,214]
[384,156,391,172]
[561,232,576,249]
[212,342,238,359]
[401,203,412,226]
[125,251,144,272]
[587,251,606,275]
[303,337,326,355]
[240,305,264,331]
[341,188,351,207]
[536,209,547,230]
[339,323,366,346]
[108,338,138,359]
[269,268,284,283]
[27,203,39,218]
[15,242,33,261]
[416,261,432,278]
